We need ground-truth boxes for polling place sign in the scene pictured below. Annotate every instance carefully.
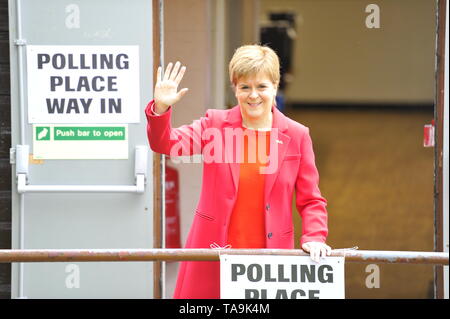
[220,255,345,299]
[26,45,140,124]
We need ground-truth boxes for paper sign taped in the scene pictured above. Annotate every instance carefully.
[27,45,140,124]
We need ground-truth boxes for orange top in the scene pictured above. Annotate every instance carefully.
[227,129,271,248]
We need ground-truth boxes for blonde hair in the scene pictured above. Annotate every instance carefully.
[229,44,280,87]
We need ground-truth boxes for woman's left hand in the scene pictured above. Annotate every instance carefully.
[302,241,332,263]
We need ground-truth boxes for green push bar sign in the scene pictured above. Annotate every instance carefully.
[53,126,126,140]
[33,124,128,159]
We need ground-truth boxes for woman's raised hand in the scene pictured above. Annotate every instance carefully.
[154,62,189,114]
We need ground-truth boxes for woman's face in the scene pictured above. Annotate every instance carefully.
[235,72,277,124]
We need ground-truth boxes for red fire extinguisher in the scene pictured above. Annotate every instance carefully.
[165,161,182,248]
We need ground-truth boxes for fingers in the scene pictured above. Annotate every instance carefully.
[164,62,174,81]
[301,242,310,253]
[175,65,186,84]
[303,243,319,263]
[157,66,162,83]
[170,61,181,81]
[326,244,332,256]
[312,247,322,263]
[320,246,327,260]
[154,62,188,107]
[303,242,332,263]
[177,88,189,100]
[162,62,186,83]
[310,247,318,263]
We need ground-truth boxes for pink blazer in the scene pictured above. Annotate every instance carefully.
[145,100,328,299]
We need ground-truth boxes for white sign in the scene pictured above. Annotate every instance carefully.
[33,124,128,159]
[26,45,140,124]
[220,255,345,299]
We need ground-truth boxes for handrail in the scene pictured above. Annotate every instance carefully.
[0,249,448,265]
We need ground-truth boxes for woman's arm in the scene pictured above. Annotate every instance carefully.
[295,127,331,262]
[145,62,211,156]
[145,101,211,156]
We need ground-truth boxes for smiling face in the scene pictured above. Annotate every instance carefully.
[235,72,277,128]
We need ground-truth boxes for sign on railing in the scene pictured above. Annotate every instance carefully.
[220,255,345,299]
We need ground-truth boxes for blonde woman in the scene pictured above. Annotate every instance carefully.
[146,44,331,299]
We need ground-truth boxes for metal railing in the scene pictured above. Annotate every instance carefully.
[0,249,448,265]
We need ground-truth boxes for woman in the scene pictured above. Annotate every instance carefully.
[146,45,331,299]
